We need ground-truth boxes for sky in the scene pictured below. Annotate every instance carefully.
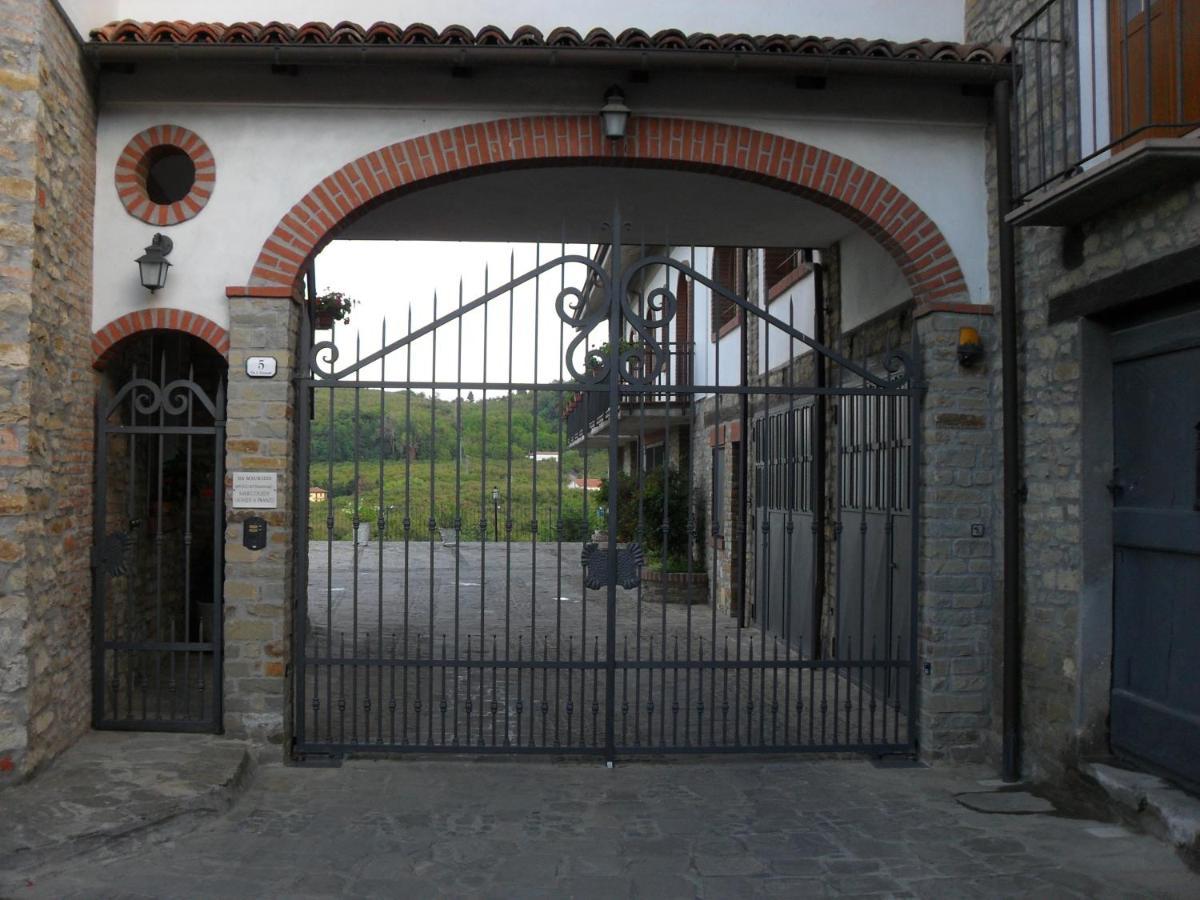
[313,241,603,396]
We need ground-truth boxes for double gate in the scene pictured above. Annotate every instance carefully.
[294,223,919,760]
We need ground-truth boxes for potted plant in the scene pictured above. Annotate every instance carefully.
[313,289,357,330]
[438,511,460,547]
[597,470,709,603]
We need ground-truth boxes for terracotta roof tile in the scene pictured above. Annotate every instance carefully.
[88,20,1006,64]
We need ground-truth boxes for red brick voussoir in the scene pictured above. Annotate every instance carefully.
[245,116,969,304]
[92,309,230,369]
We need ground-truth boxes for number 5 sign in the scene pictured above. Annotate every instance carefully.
[246,356,277,378]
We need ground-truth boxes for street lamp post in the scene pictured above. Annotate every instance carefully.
[492,486,500,542]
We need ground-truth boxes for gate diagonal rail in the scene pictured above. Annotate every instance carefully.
[294,223,920,761]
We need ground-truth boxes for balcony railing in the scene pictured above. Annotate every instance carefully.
[565,341,694,443]
[1012,0,1200,204]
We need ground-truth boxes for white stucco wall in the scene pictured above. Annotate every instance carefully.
[838,227,912,333]
[758,269,818,375]
[62,1,967,42]
[95,106,528,333]
[92,103,989,336]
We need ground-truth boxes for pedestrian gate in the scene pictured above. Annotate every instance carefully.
[294,222,919,760]
[92,358,226,732]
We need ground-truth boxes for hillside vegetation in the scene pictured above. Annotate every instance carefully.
[309,387,602,541]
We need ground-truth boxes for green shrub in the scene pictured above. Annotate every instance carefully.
[598,467,704,572]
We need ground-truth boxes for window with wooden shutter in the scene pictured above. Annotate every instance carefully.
[710,247,742,337]
[1108,0,1200,149]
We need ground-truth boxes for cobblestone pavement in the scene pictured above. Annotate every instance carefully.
[6,758,1197,899]
[305,540,744,655]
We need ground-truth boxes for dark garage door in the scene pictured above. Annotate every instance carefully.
[1111,307,1200,786]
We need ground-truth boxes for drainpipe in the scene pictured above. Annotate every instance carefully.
[994,78,1022,783]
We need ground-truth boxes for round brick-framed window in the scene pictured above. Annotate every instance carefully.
[115,125,215,226]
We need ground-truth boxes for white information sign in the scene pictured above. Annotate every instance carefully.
[232,472,279,509]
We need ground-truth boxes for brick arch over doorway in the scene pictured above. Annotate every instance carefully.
[92,309,230,369]
[241,116,968,303]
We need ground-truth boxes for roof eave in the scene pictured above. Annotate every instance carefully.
[84,43,1013,84]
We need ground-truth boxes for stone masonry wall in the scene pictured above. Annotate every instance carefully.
[25,0,95,772]
[0,0,95,783]
[691,395,740,618]
[913,308,998,763]
[222,293,300,746]
[967,0,1200,780]
[0,0,40,782]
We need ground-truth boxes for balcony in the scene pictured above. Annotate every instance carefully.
[1009,0,1200,226]
[565,341,694,449]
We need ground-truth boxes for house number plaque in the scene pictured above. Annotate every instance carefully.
[246,356,277,378]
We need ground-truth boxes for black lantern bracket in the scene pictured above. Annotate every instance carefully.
[136,233,174,294]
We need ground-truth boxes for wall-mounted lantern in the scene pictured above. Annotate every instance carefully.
[136,233,173,294]
[957,325,984,367]
[600,85,630,140]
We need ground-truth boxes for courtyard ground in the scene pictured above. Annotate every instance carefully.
[2,733,1197,898]
[301,541,907,751]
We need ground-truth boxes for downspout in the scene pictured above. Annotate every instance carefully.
[994,78,1022,782]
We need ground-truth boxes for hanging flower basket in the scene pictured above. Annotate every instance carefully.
[313,290,357,330]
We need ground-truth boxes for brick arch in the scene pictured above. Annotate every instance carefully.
[244,116,968,303]
[92,309,230,370]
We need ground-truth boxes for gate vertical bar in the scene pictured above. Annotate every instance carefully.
[154,354,166,720]
[293,288,312,749]
[605,208,622,764]
[812,256,827,656]
[91,390,110,725]
[907,330,922,751]
[211,378,226,731]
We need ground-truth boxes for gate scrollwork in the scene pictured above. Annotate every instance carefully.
[619,283,676,386]
[105,377,219,421]
[556,280,610,385]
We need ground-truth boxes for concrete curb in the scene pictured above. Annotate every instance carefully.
[1082,761,1200,866]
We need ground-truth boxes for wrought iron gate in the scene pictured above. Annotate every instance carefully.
[93,359,226,731]
[294,219,919,760]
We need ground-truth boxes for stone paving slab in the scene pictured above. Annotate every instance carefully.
[5,757,1198,898]
[0,732,253,877]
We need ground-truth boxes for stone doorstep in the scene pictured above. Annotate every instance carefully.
[0,732,256,876]
[1082,761,1200,862]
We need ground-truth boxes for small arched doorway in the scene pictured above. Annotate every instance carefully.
[92,329,227,732]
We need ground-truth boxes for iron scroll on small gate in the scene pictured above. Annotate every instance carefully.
[580,541,645,590]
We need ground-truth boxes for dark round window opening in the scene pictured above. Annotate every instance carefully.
[143,146,196,205]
